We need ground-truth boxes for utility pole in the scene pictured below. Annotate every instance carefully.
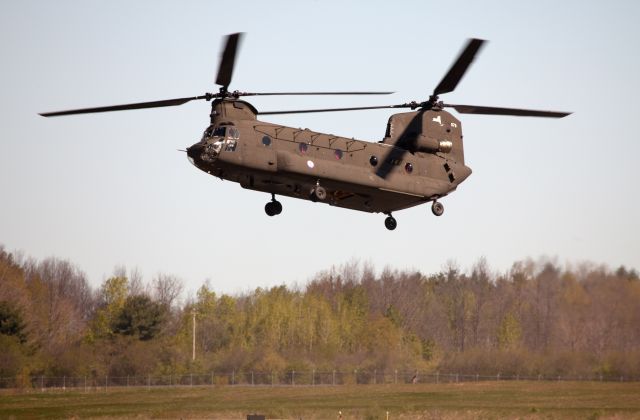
[192,309,196,361]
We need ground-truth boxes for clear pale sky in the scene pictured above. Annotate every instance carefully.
[1,0,638,295]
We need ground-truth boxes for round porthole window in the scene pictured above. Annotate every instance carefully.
[405,162,413,173]
[262,136,271,146]
[299,143,309,154]
[369,155,378,166]
[335,149,343,160]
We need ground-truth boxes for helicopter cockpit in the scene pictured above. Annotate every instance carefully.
[202,126,226,158]
[190,125,241,164]
[202,125,227,140]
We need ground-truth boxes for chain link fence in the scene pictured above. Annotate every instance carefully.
[1,370,637,391]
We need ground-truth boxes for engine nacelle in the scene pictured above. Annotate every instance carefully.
[414,136,453,154]
[382,109,465,163]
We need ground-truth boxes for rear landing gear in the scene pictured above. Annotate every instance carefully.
[265,194,282,217]
[384,214,397,231]
[431,201,444,217]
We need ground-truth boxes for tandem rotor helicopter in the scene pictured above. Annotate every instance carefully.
[41,33,570,230]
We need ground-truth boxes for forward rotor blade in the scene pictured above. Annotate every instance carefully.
[216,32,243,88]
[446,104,571,118]
[239,91,394,96]
[39,96,207,117]
[433,38,486,96]
[260,104,409,115]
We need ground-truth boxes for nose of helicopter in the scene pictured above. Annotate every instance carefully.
[186,143,204,164]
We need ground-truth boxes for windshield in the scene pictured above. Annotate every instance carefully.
[212,127,226,137]
[202,126,226,140]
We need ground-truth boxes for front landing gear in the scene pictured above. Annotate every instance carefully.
[384,213,397,231]
[431,201,444,217]
[265,194,282,217]
[310,185,327,202]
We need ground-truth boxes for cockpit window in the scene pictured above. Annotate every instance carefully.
[213,127,226,137]
[228,127,240,139]
[225,139,237,152]
[202,126,227,140]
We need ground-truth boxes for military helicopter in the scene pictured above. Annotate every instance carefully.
[40,33,570,230]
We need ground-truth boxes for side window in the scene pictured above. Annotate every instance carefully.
[225,139,237,152]
[228,127,240,140]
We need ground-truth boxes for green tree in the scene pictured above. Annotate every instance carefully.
[384,304,403,328]
[497,312,522,350]
[112,295,165,341]
[90,276,128,339]
[0,301,27,343]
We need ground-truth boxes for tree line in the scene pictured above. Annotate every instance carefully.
[1,244,639,387]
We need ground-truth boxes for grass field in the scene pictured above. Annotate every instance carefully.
[1,381,639,419]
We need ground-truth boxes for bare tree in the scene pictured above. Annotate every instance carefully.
[128,267,146,296]
[152,273,184,308]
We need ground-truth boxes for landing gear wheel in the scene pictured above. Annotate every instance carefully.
[265,202,276,216]
[310,186,327,202]
[431,201,444,217]
[265,195,283,216]
[384,215,397,231]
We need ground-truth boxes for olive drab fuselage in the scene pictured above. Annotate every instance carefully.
[40,34,569,229]
[187,99,472,214]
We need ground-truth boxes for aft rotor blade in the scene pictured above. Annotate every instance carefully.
[260,104,409,115]
[446,103,572,118]
[240,91,394,96]
[216,32,243,88]
[39,96,207,117]
[433,38,486,96]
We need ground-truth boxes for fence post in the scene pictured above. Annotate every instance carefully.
[312,369,315,386]
[63,376,66,391]
[354,369,357,385]
[271,371,274,387]
[190,373,193,387]
[436,372,439,384]
[374,369,377,385]
[148,375,150,391]
[476,373,479,382]
[40,376,44,392]
[232,370,235,385]
[127,375,129,387]
[84,376,87,393]
[497,373,500,381]
[105,376,108,392]
[211,371,214,386]
[456,373,459,383]
[292,370,295,386]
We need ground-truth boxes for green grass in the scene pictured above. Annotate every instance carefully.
[1,381,639,419]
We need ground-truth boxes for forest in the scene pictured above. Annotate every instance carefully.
[1,243,639,387]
